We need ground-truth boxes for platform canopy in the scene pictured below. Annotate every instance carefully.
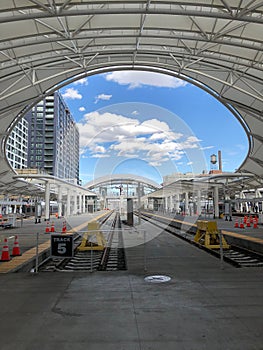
[0,1,263,194]
[85,174,161,191]
[147,172,262,200]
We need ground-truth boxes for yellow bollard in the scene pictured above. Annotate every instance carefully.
[194,220,230,249]
[78,221,106,251]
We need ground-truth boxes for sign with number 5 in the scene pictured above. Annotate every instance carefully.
[51,234,74,258]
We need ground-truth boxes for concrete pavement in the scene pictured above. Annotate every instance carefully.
[0,223,262,350]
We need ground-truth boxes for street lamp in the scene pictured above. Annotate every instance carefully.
[210,154,217,171]
[210,154,217,165]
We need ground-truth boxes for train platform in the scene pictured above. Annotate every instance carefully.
[214,216,263,254]
[0,211,110,273]
[1,211,263,273]
[145,212,263,254]
[0,219,262,350]
[187,214,263,254]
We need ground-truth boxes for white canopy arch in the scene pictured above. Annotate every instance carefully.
[0,1,263,193]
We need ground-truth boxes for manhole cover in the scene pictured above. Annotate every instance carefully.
[144,275,171,283]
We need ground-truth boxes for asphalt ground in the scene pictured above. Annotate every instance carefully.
[0,218,262,350]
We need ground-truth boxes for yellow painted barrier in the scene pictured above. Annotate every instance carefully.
[78,221,106,251]
[194,220,230,249]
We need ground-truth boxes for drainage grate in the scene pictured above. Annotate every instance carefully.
[144,275,171,283]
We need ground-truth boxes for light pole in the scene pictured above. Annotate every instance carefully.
[210,154,217,170]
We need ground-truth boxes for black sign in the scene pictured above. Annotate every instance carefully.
[50,234,74,258]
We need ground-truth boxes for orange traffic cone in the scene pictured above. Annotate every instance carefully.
[246,220,251,227]
[239,220,244,229]
[62,221,67,233]
[253,218,258,229]
[244,216,247,224]
[12,235,21,256]
[45,221,50,233]
[1,238,11,261]
[234,219,239,228]
[50,222,55,232]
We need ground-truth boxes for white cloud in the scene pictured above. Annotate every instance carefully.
[77,110,201,166]
[149,161,162,166]
[95,93,112,104]
[79,106,86,112]
[82,144,109,158]
[90,145,106,154]
[149,131,183,141]
[187,136,202,143]
[91,154,110,158]
[74,77,88,85]
[123,153,139,158]
[105,71,187,89]
[200,145,214,151]
[62,88,82,100]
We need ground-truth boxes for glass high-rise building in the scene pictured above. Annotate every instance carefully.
[25,91,80,184]
[6,118,28,170]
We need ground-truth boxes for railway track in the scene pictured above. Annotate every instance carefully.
[138,211,263,268]
[92,211,126,271]
[222,248,263,267]
[40,211,126,272]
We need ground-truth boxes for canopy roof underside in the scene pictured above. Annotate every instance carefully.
[0,0,263,194]
[85,174,161,190]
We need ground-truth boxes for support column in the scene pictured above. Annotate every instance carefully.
[239,192,243,212]
[213,186,219,218]
[175,193,180,214]
[169,196,173,212]
[73,193,77,215]
[82,194,86,213]
[45,181,50,221]
[18,196,23,214]
[239,191,248,213]
[137,182,141,225]
[5,196,10,215]
[67,189,71,216]
[185,192,189,215]
[79,193,82,214]
[58,185,62,218]
[197,190,201,216]
[164,196,168,212]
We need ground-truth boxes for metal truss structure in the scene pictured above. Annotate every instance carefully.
[85,174,161,191]
[0,1,263,194]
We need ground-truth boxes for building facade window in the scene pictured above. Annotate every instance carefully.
[6,118,28,169]
[25,91,79,183]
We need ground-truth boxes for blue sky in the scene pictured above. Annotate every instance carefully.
[60,71,248,185]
